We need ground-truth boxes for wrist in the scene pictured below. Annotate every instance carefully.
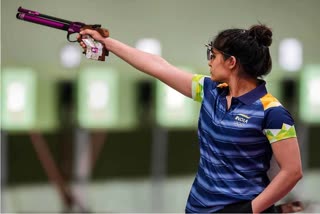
[103,37,111,50]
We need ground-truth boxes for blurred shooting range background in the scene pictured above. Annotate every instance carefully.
[1,0,320,213]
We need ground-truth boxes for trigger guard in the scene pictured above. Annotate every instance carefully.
[67,32,77,42]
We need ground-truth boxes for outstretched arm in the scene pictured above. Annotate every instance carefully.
[79,29,193,98]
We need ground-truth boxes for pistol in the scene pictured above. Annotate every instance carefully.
[16,7,109,61]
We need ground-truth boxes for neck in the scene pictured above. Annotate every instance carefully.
[227,77,258,97]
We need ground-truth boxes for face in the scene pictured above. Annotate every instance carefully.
[207,49,232,82]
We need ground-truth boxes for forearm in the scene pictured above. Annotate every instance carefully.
[102,37,193,97]
[103,37,168,75]
[252,169,302,213]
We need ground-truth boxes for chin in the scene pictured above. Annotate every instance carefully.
[210,76,217,81]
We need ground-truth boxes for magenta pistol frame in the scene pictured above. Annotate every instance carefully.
[16,7,109,60]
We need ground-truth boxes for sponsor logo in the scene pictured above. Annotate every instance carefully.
[234,114,250,126]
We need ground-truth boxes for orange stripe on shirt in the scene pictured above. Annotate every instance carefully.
[260,93,282,110]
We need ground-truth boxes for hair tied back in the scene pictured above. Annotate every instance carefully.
[248,24,272,47]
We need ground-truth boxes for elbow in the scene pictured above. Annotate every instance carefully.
[282,167,303,183]
[296,163,303,181]
[297,168,303,181]
[291,167,303,182]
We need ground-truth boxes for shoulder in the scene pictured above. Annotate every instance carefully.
[260,93,297,143]
[260,93,294,125]
[192,74,219,102]
[192,74,218,88]
[260,93,282,110]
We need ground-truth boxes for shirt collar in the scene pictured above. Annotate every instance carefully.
[217,80,268,105]
[237,80,268,105]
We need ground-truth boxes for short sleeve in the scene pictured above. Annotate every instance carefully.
[263,106,297,144]
[191,74,206,102]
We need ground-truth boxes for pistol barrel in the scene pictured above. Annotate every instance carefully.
[18,7,40,15]
[16,12,69,31]
[17,7,87,37]
[17,7,73,25]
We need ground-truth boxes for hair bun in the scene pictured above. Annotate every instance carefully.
[248,24,272,47]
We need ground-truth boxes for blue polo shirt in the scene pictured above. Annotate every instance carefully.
[186,75,297,213]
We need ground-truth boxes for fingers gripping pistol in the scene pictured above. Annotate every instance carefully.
[16,7,109,61]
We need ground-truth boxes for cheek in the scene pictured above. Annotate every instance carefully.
[212,61,223,70]
[213,57,223,65]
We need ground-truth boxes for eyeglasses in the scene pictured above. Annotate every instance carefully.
[206,44,214,60]
[205,42,233,61]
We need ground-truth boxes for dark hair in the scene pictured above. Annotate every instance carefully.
[212,24,273,78]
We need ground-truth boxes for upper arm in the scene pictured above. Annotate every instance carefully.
[262,103,302,173]
[158,66,194,98]
[163,72,209,100]
[271,137,302,173]
[105,38,195,98]
[263,105,296,144]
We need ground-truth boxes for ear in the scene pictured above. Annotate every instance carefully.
[227,56,237,69]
